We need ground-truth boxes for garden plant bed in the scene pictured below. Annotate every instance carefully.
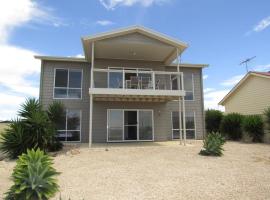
[1,141,270,199]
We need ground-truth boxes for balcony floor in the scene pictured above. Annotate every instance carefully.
[89,88,184,102]
[93,94,178,102]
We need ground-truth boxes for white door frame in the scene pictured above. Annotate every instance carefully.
[107,109,154,142]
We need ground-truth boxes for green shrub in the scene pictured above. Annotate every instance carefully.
[242,115,264,142]
[205,109,223,133]
[5,148,59,200]
[18,98,42,119]
[0,120,30,159]
[220,113,243,140]
[46,101,65,152]
[264,107,270,130]
[47,101,66,127]
[199,132,225,156]
[0,98,64,158]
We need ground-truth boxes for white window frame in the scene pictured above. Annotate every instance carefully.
[53,68,83,99]
[184,73,194,101]
[107,109,154,142]
[57,109,82,142]
[171,111,196,140]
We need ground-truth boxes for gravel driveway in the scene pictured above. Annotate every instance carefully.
[1,141,270,200]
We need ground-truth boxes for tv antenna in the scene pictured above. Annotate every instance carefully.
[239,56,256,73]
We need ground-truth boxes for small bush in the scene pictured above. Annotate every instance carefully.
[205,109,223,133]
[242,115,264,142]
[200,132,225,156]
[220,113,243,140]
[5,148,60,200]
[264,107,270,130]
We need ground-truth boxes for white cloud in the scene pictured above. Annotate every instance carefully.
[253,16,270,32]
[0,0,66,43]
[72,54,85,58]
[99,0,170,10]
[204,89,230,111]
[204,88,215,93]
[0,0,62,120]
[0,45,40,97]
[203,74,208,80]
[252,64,270,72]
[0,93,25,120]
[96,20,114,26]
[220,74,244,87]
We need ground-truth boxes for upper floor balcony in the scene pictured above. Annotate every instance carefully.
[89,68,185,102]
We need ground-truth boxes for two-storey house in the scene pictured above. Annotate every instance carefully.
[35,26,208,146]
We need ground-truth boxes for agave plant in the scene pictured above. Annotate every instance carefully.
[5,148,60,200]
[200,132,226,156]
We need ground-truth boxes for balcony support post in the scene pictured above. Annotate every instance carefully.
[176,48,183,145]
[178,97,182,144]
[182,96,186,145]
[90,42,95,88]
[180,68,187,146]
[89,94,93,148]
[89,42,94,148]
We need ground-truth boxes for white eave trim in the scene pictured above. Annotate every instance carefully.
[168,63,209,68]
[34,55,88,63]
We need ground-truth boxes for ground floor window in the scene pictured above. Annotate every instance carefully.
[57,109,81,142]
[171,111,196,139]
[107,109,153,142]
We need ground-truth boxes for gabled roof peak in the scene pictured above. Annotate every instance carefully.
[219,71,270,105]
[82,25,188,48]
[81,25,189,64]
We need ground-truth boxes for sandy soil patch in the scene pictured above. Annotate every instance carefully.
[1,141,270,200]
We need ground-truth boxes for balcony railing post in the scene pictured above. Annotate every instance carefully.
[152,71,155,90]
[122,69,125,89]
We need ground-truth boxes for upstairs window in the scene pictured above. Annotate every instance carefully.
[184,73,194,100]
[54,69,82,99]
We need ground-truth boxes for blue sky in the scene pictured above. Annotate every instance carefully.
[0,0,270,120]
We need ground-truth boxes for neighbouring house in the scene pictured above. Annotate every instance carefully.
[219,71,270,115]
[35,26,208,146]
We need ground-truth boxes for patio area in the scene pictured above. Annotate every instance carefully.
[1,141,270,199]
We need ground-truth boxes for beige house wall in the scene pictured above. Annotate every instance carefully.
[224,76,270,115]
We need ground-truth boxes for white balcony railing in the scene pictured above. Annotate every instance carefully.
[92,68,184,92]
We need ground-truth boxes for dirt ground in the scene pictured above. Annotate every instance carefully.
[1,141,270,200]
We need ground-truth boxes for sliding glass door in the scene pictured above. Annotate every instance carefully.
[139,111,153,140]
[107,109,153,142]
[108,110,123,141]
